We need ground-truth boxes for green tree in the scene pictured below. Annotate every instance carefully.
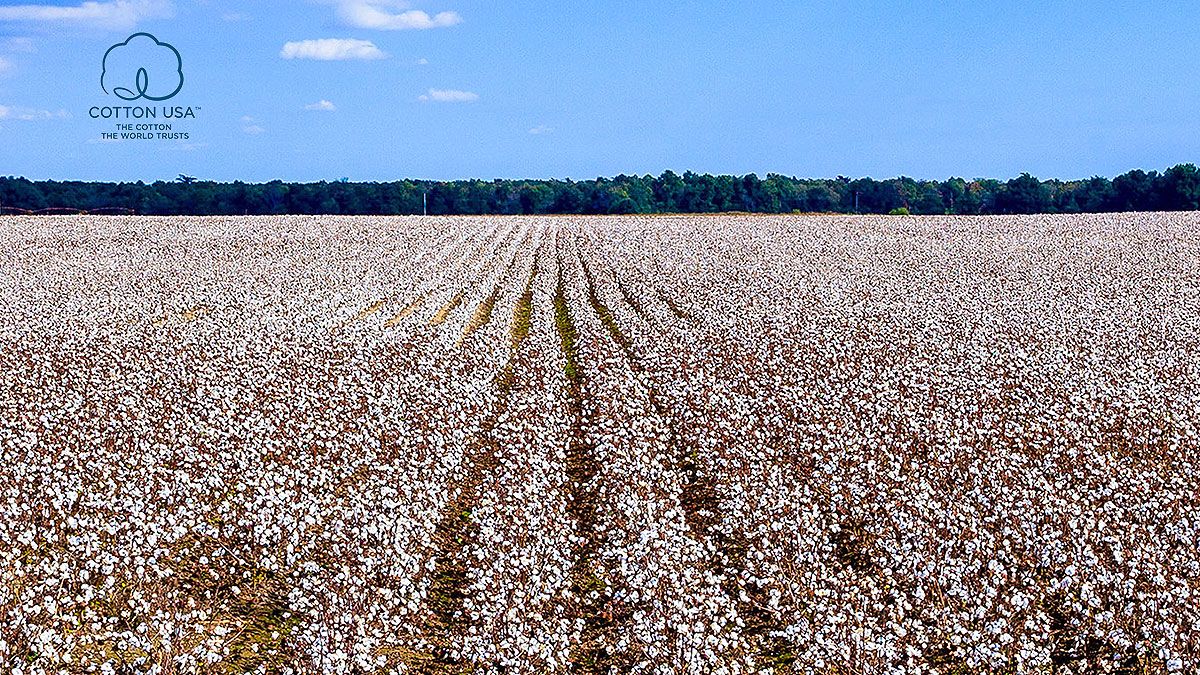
[996,173,1051,214]
[1112,169,1158,211]
[805,185,838,212]
[0,177,48,211]
[1074,176,1115,213]
[1159,164,1200,211]
[912,184,946,214]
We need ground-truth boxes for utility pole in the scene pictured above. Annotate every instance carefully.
[423,192,427,216]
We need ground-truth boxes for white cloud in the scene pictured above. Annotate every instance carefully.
[0,104,68,120]
[529,125,553,135]
[418,88,478,103]
[305,99,337,111]
[2,38,35,53]
[281,38,385,61]
[416,57,428,65]
[0,57,13,76]
[330,1,461,30]
[221,12,248,22]
[240,115,264,134]
[0,0,172,30]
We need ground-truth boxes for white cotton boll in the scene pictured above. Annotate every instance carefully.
[3,214,1199,672]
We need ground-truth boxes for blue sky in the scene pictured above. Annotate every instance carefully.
[0,0,1198,182]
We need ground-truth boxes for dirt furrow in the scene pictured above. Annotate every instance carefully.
[459,228,536,345]
[405,250,540,672]
[384,295,425,327]
[578,249,797,670]
[552,254,619,675]
[331,298,387,334]
[427,292,464,327]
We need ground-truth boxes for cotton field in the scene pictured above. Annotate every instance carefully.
[0,213,1197,675]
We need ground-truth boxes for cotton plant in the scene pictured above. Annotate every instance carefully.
[0,213,1196,674]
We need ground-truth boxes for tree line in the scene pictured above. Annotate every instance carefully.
[2,165,1199,216]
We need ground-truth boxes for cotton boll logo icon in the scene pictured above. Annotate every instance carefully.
[101,33,184,101]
